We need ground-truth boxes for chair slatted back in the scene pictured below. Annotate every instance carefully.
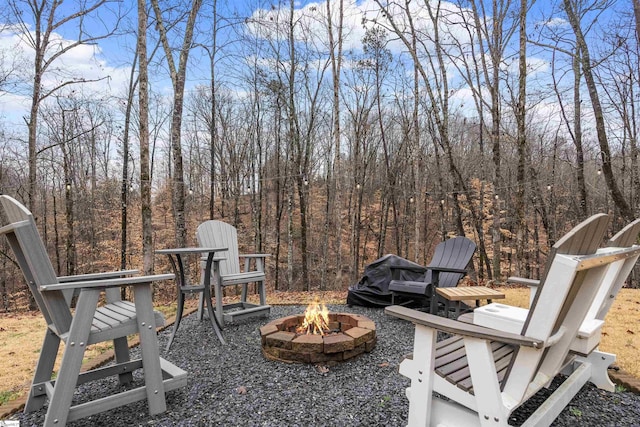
[196,220,241,276]
[501,214,613,397]
[523,213,610,333]
[0,195,72,334]
[608,218,640,247]
[588,218,640,321]
[530,246,640,386]
[425,236,476,288]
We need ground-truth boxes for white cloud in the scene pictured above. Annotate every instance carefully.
[0,23,132,125]
[541,17,568,29]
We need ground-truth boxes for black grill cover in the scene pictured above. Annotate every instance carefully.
[346,254,427,308]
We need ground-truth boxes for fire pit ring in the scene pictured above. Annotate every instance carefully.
[259,312,377,364]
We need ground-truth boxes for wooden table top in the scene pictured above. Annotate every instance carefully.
[436,286,505,301]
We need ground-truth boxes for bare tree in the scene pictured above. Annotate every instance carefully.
[373,0,490,279]
[138,0,153,275]
[635,0,640,44]
[323,0,344,289]
[7,0,121,210]
[563,0,634,221]
[597,30,640,219]
[513,0,528,276]
[447,0,520,280]
[151,0,203,247]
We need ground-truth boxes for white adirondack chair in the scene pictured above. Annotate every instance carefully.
[0,195,187,426]
[501,217,640,391]
[387,214,640,426]
[196,220,270,326]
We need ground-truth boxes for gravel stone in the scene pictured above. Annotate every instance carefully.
[11,305,640,426]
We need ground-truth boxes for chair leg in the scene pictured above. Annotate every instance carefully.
[113,336,133,384]
[25,330,60,413]
[584,350,616,392]
[44,290,100,426]
[240,283,249,304]
[258,279,267,306]
[402,324,437,426]
[133,284,167,415]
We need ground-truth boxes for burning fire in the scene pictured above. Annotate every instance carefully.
[296,300,330,335]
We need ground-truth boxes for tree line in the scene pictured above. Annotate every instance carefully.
[0,0,638,312]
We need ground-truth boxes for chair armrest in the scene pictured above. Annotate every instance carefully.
[58,270,139,282]
[40,274,175,291]
[385,305,543,348]
[200,256,227,262]
[425,265,468,274]
[240,254,269,272]
[507,276,540,287]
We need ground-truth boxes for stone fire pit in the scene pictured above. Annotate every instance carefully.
[259,312,377,364]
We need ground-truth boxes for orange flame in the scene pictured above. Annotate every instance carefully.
[296,300,330,335]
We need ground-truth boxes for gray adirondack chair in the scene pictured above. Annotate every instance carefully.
[389,236,477,314]
[0,195,187,426]
[387,213,640,426]
[196,220,270,326]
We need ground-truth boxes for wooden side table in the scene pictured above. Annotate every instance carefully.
[435,286,505,318]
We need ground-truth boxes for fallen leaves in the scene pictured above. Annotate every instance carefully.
[315,364,329,374]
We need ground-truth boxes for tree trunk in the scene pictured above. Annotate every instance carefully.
[325,0,344,289]
[151,0,203,248]
[138,0,153,275]
[563,0,634,221]
[514,0,528,277]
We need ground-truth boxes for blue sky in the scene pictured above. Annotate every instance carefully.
[0,0,628,132]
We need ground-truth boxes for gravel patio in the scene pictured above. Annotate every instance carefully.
[10,304,640,426]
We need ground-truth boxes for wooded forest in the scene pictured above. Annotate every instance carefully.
[0,0,639,312]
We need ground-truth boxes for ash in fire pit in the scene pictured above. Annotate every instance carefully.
[259,302,376,364]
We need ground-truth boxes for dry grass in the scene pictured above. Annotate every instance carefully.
[0,288,637,407]
[0,312,114,405]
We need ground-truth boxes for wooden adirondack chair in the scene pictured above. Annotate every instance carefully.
[500,217,640,391]
[0,195,187,426]
[389,236,477,314]
[196,220,271,326]
[387,214,640,426]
